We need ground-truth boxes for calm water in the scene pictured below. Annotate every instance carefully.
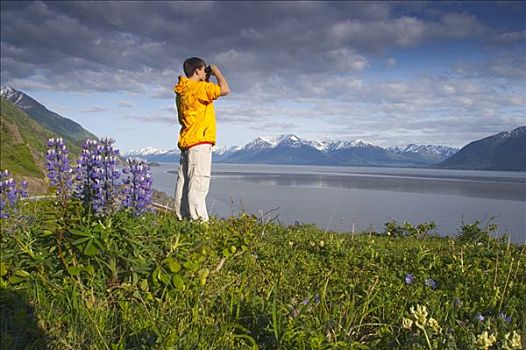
[150,163,526,243]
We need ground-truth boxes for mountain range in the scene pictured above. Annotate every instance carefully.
[124,134,460,167]
[1,86,524,173]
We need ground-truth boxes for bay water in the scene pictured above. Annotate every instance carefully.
[150,163,526,243]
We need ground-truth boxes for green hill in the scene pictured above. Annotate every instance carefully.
[1,86,96,146]
[0,98,89,193]
[0,97,53,179]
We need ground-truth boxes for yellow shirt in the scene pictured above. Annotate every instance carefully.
[174,76,221,150]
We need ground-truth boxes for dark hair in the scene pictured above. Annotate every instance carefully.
[183,57,206,78]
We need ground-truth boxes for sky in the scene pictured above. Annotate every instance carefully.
[1,1,525,152]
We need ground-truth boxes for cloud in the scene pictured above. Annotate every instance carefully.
[121,113,178,125]
[79,106,108,113]
[1,2,524,147]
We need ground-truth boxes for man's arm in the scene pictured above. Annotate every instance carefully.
[210,64,230,96]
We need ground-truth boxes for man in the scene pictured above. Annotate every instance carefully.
[173,57,230,221]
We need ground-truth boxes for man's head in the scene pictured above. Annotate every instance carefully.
[183,57,206,80]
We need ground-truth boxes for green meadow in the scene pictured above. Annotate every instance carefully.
[1,198,524,349]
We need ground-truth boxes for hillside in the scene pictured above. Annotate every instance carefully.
[0,96,97,193]
[0,97,54,180]
[439,126,526,171]
[0,86,96,146]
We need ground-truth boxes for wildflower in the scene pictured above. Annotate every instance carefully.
[475,331,496,350]
[454,298,462,307]
[1,170,29,218]
[410,304,428,327]
[121,158,153,216]
[402,317,413,329]
[288,241,294,247]
[309,241,315,247]
[46,138,72,199]
[404,273,415,284]
[302,298,310,305]
[319,240,325,247]
[425,278,437,289]
[503,331,522,350]
[313,294,320,304]
[475,313,485,322]
[499,312,512,323]
[75,138,121,215]
[428,317,442,334]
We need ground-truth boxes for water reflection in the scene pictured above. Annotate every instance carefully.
[213,171,526,202]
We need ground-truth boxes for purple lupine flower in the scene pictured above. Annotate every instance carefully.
[425,278,437,289]
[0,169,29,218]
[475,313,485,322]
[499,312,512,323]
[46,138,73,200]
[121,158,153,216]
[74,138,121,216]
[405,273,415,284]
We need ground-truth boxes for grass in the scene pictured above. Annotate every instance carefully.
[1,199,525,349]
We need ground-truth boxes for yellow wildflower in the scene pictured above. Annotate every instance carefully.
[503,331,522,350]
[475,331,497,350]
[428,318,441,334]
[402,317,413,329]
[410,304,428,327]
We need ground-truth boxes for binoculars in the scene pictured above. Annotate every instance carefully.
[205,65,212,81]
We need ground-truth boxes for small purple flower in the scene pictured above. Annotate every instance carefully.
[499,312,512,323]
[476,313,485,322]
[425,278,437,289]
[405,273,415,284]
[302,298,310,305]
[313,294,320,304]
[121,158,153,216]
[46,138,72,198]
[454,298,462,307]
[0,169,29,218]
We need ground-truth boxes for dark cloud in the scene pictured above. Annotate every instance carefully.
[1,1,524,147]
[3,1,522,92]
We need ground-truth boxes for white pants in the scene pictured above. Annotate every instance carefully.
[174,144,212,222]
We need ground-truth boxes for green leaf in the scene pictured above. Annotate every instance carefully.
[158,271,170,285]
[163,258,181,273]
[139,279,149,292]
[172,274,185,290]
[14,270,30,278]
[183,260,199,272]
[8,275,25,284]
[84,265,95,275]
[83,241,99,256]
[199,268,210,286]
[0,263,7,277]
[222,248,232,258]
[72,236,91,245]
[67,266,82,276]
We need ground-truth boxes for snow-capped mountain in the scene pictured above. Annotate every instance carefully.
[389,144,458,158]
[123,147,180,162]
[439,126,525,171]
[127,134,459,167]
[1,86,97,143]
